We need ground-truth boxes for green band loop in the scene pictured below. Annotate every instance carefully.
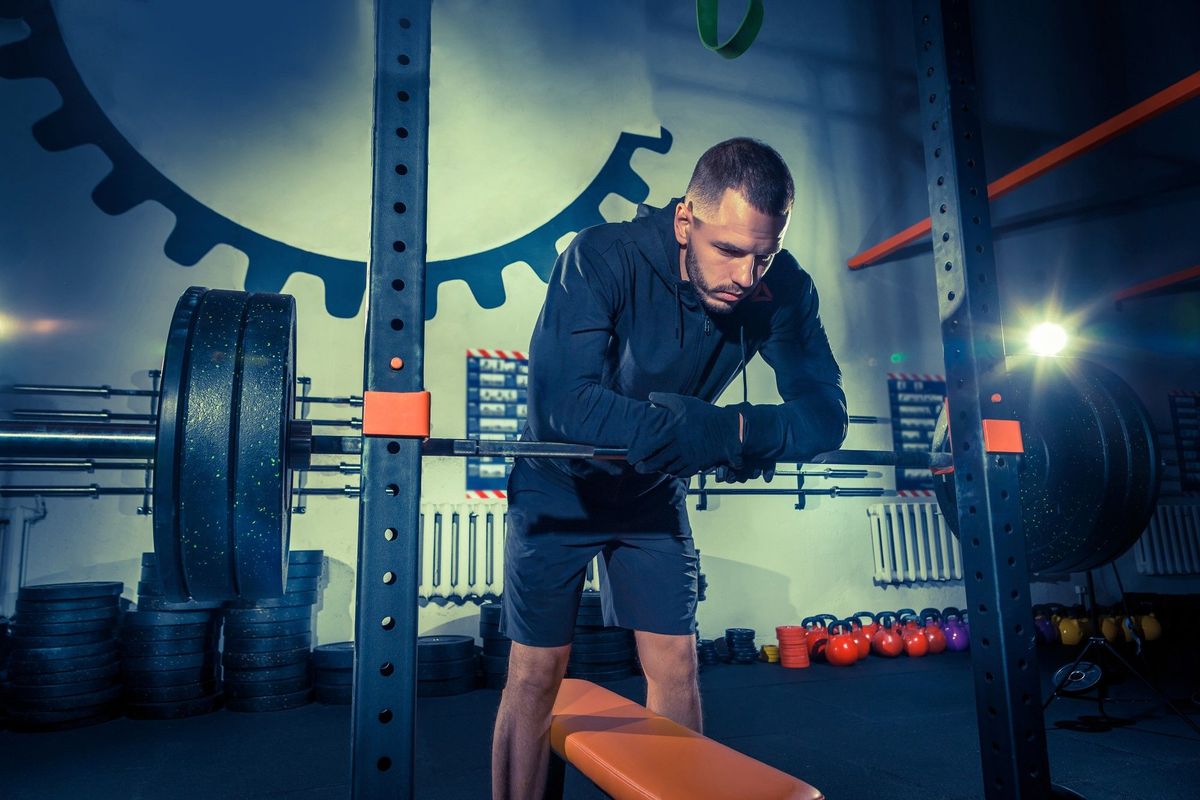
[696,0,764,59]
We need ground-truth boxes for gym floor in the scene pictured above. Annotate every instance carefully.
[1,642,1196,799]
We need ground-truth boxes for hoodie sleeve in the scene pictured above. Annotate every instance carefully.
[738,269,848,462]
[527,236,670,447]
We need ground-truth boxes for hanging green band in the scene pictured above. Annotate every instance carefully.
[696,0,764,59]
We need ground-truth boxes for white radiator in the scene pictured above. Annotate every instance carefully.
[417,502,601,605]
[868,502,963,584]
[1134,502,1200,575]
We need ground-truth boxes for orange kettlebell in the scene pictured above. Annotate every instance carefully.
[825,620,860,667]
[920,609,948,655]
[801,616,829,662]
[871,612,904,657]
[901,614,929,657]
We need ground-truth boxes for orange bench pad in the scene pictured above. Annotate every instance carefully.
[550,678,823,800]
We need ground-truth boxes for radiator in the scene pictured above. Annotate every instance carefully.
[1134,502,1200,575]
[417,502,601,606]
[868,502,963,584]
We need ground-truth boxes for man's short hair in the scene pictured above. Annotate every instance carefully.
[685,137,794,218]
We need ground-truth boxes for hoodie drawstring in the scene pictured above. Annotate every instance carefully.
[674,283,684,348]
[739,325,748,403]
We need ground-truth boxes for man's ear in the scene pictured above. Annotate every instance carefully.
[673,201,691,247]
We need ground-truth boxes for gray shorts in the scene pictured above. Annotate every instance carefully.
[499,459,699,647]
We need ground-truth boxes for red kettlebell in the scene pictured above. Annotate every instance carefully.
[901,614,929,657]
[896,608,919,632]
[801,616,829,662]
[825,620,859,667]
[846,616,872,659]
[871,612,904,657]
[852,611,879,640]
[920,608,948,654]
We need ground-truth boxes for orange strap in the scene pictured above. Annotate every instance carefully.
[361,390,430,437]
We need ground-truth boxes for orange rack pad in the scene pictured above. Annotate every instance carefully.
[550,678,824,800]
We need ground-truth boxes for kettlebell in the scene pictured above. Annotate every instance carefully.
[1100,615,1121,643]
[896,608,919,632]
[1139,613,1163,641]
[802,616,830,661]
[1033,605,1059,645]
[852,611,879,639]
[921,609,948,654]
[1057,614,1084,646]
[846,617,872,659]
[871,612,904,658]
[825,620,859,667]
[900,614,929,657]
[942,610,970,652]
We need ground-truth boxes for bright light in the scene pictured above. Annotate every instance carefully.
[1028,322,1068,356]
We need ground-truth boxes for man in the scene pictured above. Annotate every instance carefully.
[491,138,847,799]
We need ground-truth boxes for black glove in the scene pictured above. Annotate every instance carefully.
[627,392,744,478]
[713,461,776,484]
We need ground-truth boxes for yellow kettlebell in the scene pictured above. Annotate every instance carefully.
[1139,613,1163,641]
[1057,617,1084,646]
[1100,616,1121,643]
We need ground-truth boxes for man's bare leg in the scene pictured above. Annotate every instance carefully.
[491,641,571,800]
[634,630,701,731]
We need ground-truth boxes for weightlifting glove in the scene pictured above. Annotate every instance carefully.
[714,461,776,484]
[628,392,744,478]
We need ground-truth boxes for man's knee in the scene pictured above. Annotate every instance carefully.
[635,631,698,685]
[503,642,571,698]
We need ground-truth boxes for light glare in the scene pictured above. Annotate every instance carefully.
[1028,322,1068,356]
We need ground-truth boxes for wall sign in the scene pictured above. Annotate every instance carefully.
[466,349,528,498]
[887,373,946,495]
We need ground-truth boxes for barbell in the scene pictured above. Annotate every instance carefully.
[0,287,1161,601]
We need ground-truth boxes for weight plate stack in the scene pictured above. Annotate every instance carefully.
[417,635,477,697]
[4,582,124,730]
[135,553,225,612]
[575,589,605,629]
[567,627,636,681]
[696,548,708,603]
[220,551,321,711]
[696,638,720,668]
[725,628,758,665]
[312,642,353,704]
[478,602,509,689]
[119,606,222,717]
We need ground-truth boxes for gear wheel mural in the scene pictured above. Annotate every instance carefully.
[0,0,672,320]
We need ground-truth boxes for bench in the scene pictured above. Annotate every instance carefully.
[546,678,824,800]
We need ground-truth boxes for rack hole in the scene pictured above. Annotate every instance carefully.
[381,616,395,630]
[380,661,394,677]
[947,291,955,301]
[378,757,392,772]
[392,279,406,291]
[391,318,405,331]
[979,604,988,614]
[944,261,953,271]
[397,54,410,65]
[397,90,410,102]
[942,232,950,242]
[399,18,411,28]
[385,484,400,496]
[395,164,408,175]
[379,708,393,723]
[387,441,400,454]
[382,571,396,585]
[395,127,409,139]
[392,240,406,252]
[384,528,397,541]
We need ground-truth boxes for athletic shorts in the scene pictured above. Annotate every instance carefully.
[499,459,699,647]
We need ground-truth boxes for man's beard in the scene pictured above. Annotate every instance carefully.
[684,243,739,316]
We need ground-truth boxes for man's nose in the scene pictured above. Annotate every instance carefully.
[731,257,756,289]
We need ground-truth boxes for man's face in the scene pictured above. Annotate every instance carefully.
[675,188,790,315]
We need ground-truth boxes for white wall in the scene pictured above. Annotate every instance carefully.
[2,1,1198,643]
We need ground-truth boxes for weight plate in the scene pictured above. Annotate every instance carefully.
[12,619,118,637]
[141,552,159,567]
[19,582,123,602]
[482,637,512,657]
[5,659,120,686]
[285,562,323,579]
[10,629,113,649]
[8,641,117,670]
[124,610,215,627]
[479,622,500,639]
[127,691,223,720]
[153,286,207,601]
[119,636,212,658]
[314,685,352,705]
[480,603,501,625]
[223,646,310,670]
[484,672,507,690]
[932,358,1112,574]
[222,660,310,683]
[232,292,296,600]
[5,703,122,730]
[120,621,214,642]
[1053,660,1103,695]
[416,674,476,698]
[135,596,226,612]
[123,651,217,672]
[313,667,353,686]
[14,606,120,625]
[223,617,312,639]
[226,590,318,610]
[137,580,163,597]
[15,596,117,613]
[573,629,633,646]
[224,675,311,699]
[571,640,634,656]
[226,687,312,713]
[311,642,354,670]
[482,653,508,674]
[417,655,476,681]
[124,665,220,689]
[2,675,116,700]
[178,288,250,600]
[124,680,218,704]
[224,633,312,655]
[417,635,474,662]
[284,575,319,590]
[288,549,324,564]
[5,683,123,712]
[223,605,312,624]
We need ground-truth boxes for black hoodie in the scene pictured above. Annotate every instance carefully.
[521,199,847,500]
